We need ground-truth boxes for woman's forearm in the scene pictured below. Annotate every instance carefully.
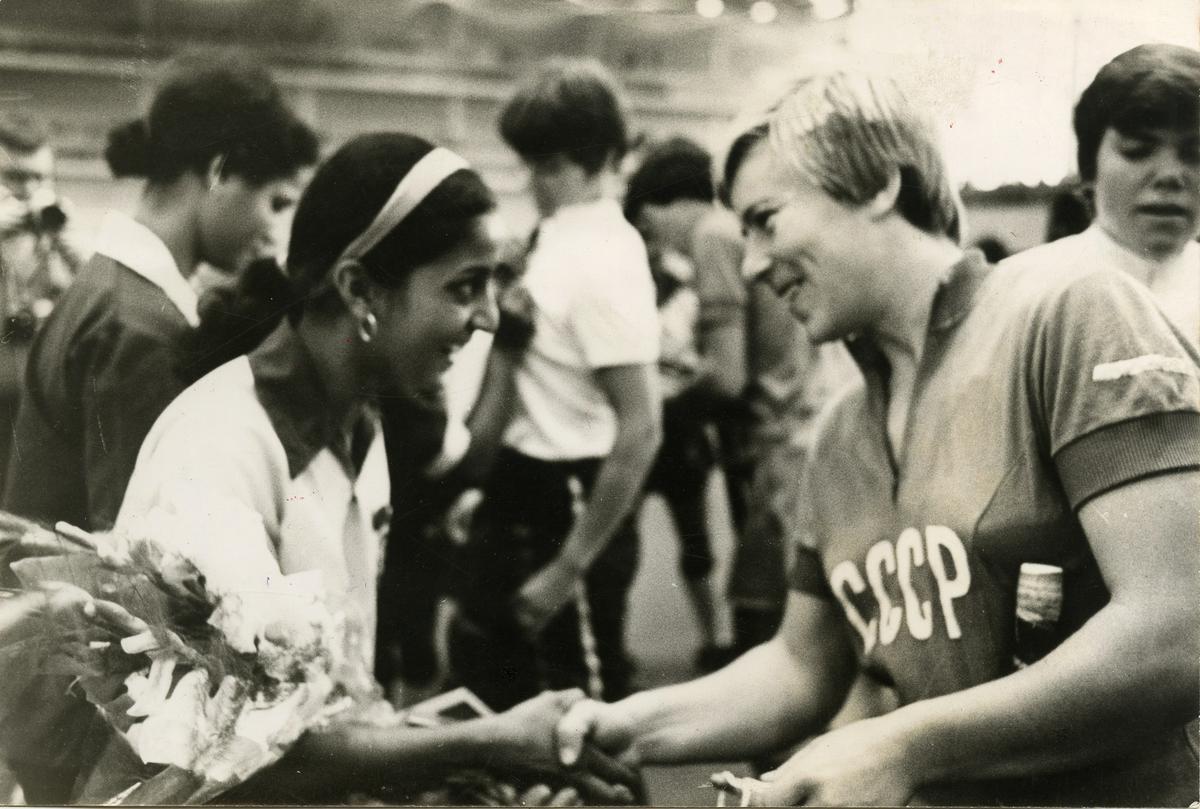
[894,595,1198,787]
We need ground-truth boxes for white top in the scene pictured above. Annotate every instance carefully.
[115,357,390,691]
[93,210,199,327]
[1004,224,1200,348]
[503,198,659,460]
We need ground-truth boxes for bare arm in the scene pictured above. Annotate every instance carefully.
[744,471,1200,806]
[513,363,661,631]
[557,591,858,766]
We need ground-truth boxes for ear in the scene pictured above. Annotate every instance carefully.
[865,165,902,219]
[331,258,377,320]
[205,154,228,192]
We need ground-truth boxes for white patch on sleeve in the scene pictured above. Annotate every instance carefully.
[1092,354,1196,382]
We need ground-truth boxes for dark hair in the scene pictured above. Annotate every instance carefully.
[183,133,495,380]
[0,112,50,154]
[719,123,769,208]
[1045,185,1093,243]
[623,136,715,223]
[105,52,318,186]
[498,59,628,175]
[1074,43,1200,182]
[971,235,1011,264]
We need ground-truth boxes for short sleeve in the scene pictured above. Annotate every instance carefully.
[572,237,660,369]
[1034,270,1200,508]
[787,425,834,600]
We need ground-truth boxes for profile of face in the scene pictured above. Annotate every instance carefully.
[1093,125,1200,262]
[198,171,305,273]
[0,145,54,202]
[729,141,877,344]
[367,212,504,397]
[523,154,593,217]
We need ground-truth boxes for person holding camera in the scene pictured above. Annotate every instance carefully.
[0,112,86,489]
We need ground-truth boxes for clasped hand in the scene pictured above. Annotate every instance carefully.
[490,689,639,804]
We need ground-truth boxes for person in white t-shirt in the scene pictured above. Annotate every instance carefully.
[450,60,661,710]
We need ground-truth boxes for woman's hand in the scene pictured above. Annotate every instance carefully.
[711,716,916,806]
[513,558,581,637]
[485,690,637,804]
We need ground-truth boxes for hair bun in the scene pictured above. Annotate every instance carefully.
[104,118,152,178]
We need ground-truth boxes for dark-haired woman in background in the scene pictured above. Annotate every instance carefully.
[4,52,317,534]
[88,132,631,805]
[0,52,317,804]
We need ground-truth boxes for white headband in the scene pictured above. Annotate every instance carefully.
[338,146,470,264]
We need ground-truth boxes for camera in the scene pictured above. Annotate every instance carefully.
[25,188,66,235]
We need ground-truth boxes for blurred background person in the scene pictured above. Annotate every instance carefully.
[0,112,86,493]
[623,137,745,672]
[971,234,1011,263]
[3,53,317,536]
[450,59,661,710]
[0,52,317,806]
[1044,185,1093,243]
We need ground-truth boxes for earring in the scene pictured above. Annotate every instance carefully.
[358,311,378,343]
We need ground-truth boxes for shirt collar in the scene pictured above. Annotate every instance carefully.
[93,210,199,326]
[845,248,991,371]
[249,320,377,479]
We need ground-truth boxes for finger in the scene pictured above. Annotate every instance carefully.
[556,699,599,767]
[554,688,587,710]
[518,783,553,806]
[562,770,634,805]
[547,787,580,807]
[90,599,149,635]
[576,743,642,792]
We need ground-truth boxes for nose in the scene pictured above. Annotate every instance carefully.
[470,281,500,334]
[1150,147,1196,191]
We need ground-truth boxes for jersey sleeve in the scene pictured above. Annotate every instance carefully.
[1033,270,1200,509]
[572,237,660,369]
[787,415,836,600]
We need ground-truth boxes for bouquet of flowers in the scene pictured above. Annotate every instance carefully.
[0,508,353,805]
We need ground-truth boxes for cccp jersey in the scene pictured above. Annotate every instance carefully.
[791,249,1200,806]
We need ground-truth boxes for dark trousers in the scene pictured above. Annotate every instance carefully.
[450,449,639,711]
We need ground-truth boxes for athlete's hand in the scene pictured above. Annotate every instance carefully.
[513,557,580,636]
[555,697,640,770]
[712,716,916,806]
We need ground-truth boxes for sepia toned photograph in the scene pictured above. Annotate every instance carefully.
[0,0,1195,805]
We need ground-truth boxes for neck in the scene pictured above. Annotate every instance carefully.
[545,172,607,216]
[134,178,205,279]
[294,314,365,434]
[867,222,964,373]
[1097,221,1191,269]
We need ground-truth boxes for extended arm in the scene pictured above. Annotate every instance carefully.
[742,471,1200,806]
[557,591,857,766]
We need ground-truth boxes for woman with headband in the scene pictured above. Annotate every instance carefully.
[66,133,633,804]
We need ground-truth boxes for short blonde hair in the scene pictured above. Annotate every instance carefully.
[758,71,962,242]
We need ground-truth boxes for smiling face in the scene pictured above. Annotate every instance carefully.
[1093,125,1200,262]
[729,140,878,344]
[369,212,504,397]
